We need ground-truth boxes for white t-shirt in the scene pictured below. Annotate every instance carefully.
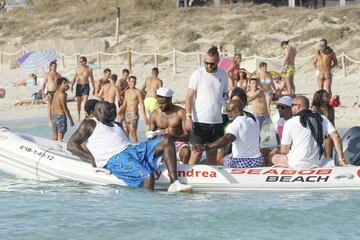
[226,115,262,158]
[189,67,228,124]
[281,115,336,169]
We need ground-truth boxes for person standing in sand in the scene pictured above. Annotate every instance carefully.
[51,77,74,141]
[312,39,338,96]
[281,40,297,95]
[257,62,275,114]
[227,54,241,94]
[95,68,111,101]
[141,67,163,114]
[148,87,191,164]
[118,76,148,143]
[99,74,121,111]
[247,77,270,131]
[71,56,95,122]
[185,46,228,165]
[42,61,61,126]
[116,68,130,106]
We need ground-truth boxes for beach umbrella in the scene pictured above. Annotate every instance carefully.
[18,49,58,72]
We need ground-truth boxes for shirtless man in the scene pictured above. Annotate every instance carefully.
[42,61,61,126]
[312,39,338,96]
[247,77,270,131]
[281,40,297,95]
[71,56,96,122]
[141,67,163,114]
[95,68,111,101]
[99,74,121,111]
[118,76,148,143]
[51,77,74,141]
[116,69,130,106]
[148,87,191,164]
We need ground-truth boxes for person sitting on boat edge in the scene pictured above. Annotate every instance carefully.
[193,100,263,168]
[84,99,99,119]
[270,96,349,169]
[67,101,192,192]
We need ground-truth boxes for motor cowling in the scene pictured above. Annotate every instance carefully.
[338,126,360,166]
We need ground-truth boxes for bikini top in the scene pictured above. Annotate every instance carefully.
[259,78,272,86]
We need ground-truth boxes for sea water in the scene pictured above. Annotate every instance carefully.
[0,119,359,239]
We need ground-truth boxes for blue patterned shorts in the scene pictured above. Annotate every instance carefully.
[52,114,67,133]
[224,155,264,168]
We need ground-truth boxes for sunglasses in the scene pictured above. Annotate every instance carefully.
[276,105,290,110]
[204,61,217,67]
[291,103,300,107]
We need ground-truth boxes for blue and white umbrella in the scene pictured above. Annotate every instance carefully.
[18,49,58,72]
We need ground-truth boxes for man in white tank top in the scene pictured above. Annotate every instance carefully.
[67,101,192,192]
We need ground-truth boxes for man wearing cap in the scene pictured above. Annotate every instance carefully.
[275,96,293,142]
[118,76,148,143]
[270,96,348,169]
[148,87,191,164]
[185,46,228,165]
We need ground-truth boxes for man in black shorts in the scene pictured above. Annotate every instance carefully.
[185,46,228,165]
[71,56,95,122]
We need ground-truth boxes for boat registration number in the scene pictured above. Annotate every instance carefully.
[19,145,55,160]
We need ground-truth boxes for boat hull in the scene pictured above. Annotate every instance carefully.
[1,128,360,193]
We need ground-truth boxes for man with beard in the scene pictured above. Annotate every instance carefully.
[185,46,228,165]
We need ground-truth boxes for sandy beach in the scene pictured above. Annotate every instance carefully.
[0,2,360,129]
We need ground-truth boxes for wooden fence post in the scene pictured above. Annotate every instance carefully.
[97,51,101,68]
[173,49,176,75]
[197,52,202,67]
[76,54,79,67]
[341,53,347,77]
[116,7,121,44]
[128,48,132,72]
[61,54,65,69]
[154,52,158,67]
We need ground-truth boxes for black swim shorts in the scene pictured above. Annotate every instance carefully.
[47,91,55,98]
[189,122,224,144]
[76,84,90,97]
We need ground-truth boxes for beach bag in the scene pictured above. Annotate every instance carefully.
[31,90,43,100]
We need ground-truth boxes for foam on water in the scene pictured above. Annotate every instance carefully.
[0,120,359,239]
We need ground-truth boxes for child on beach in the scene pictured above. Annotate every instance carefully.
[51,77,74,141]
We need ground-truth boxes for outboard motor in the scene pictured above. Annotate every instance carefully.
[336,126,360,166]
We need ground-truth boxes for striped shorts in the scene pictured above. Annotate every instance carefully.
[224,155,264,168]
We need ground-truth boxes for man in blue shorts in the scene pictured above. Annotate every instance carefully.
[67,101,192,192]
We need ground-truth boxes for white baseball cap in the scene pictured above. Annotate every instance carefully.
[277,96,292,107]
[156,87,174,98]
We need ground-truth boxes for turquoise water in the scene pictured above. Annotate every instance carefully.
[0,120,359,239]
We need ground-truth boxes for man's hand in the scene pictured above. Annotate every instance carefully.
[185,118,193,132]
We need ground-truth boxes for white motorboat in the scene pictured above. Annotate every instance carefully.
[1,127,360,193]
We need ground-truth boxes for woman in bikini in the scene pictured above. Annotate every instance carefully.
[257,62,275,114]
[311,89,335,158]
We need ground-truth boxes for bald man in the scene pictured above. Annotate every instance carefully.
[67,101,192,192]
[271,96,348,169]
[193,100,263,168]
